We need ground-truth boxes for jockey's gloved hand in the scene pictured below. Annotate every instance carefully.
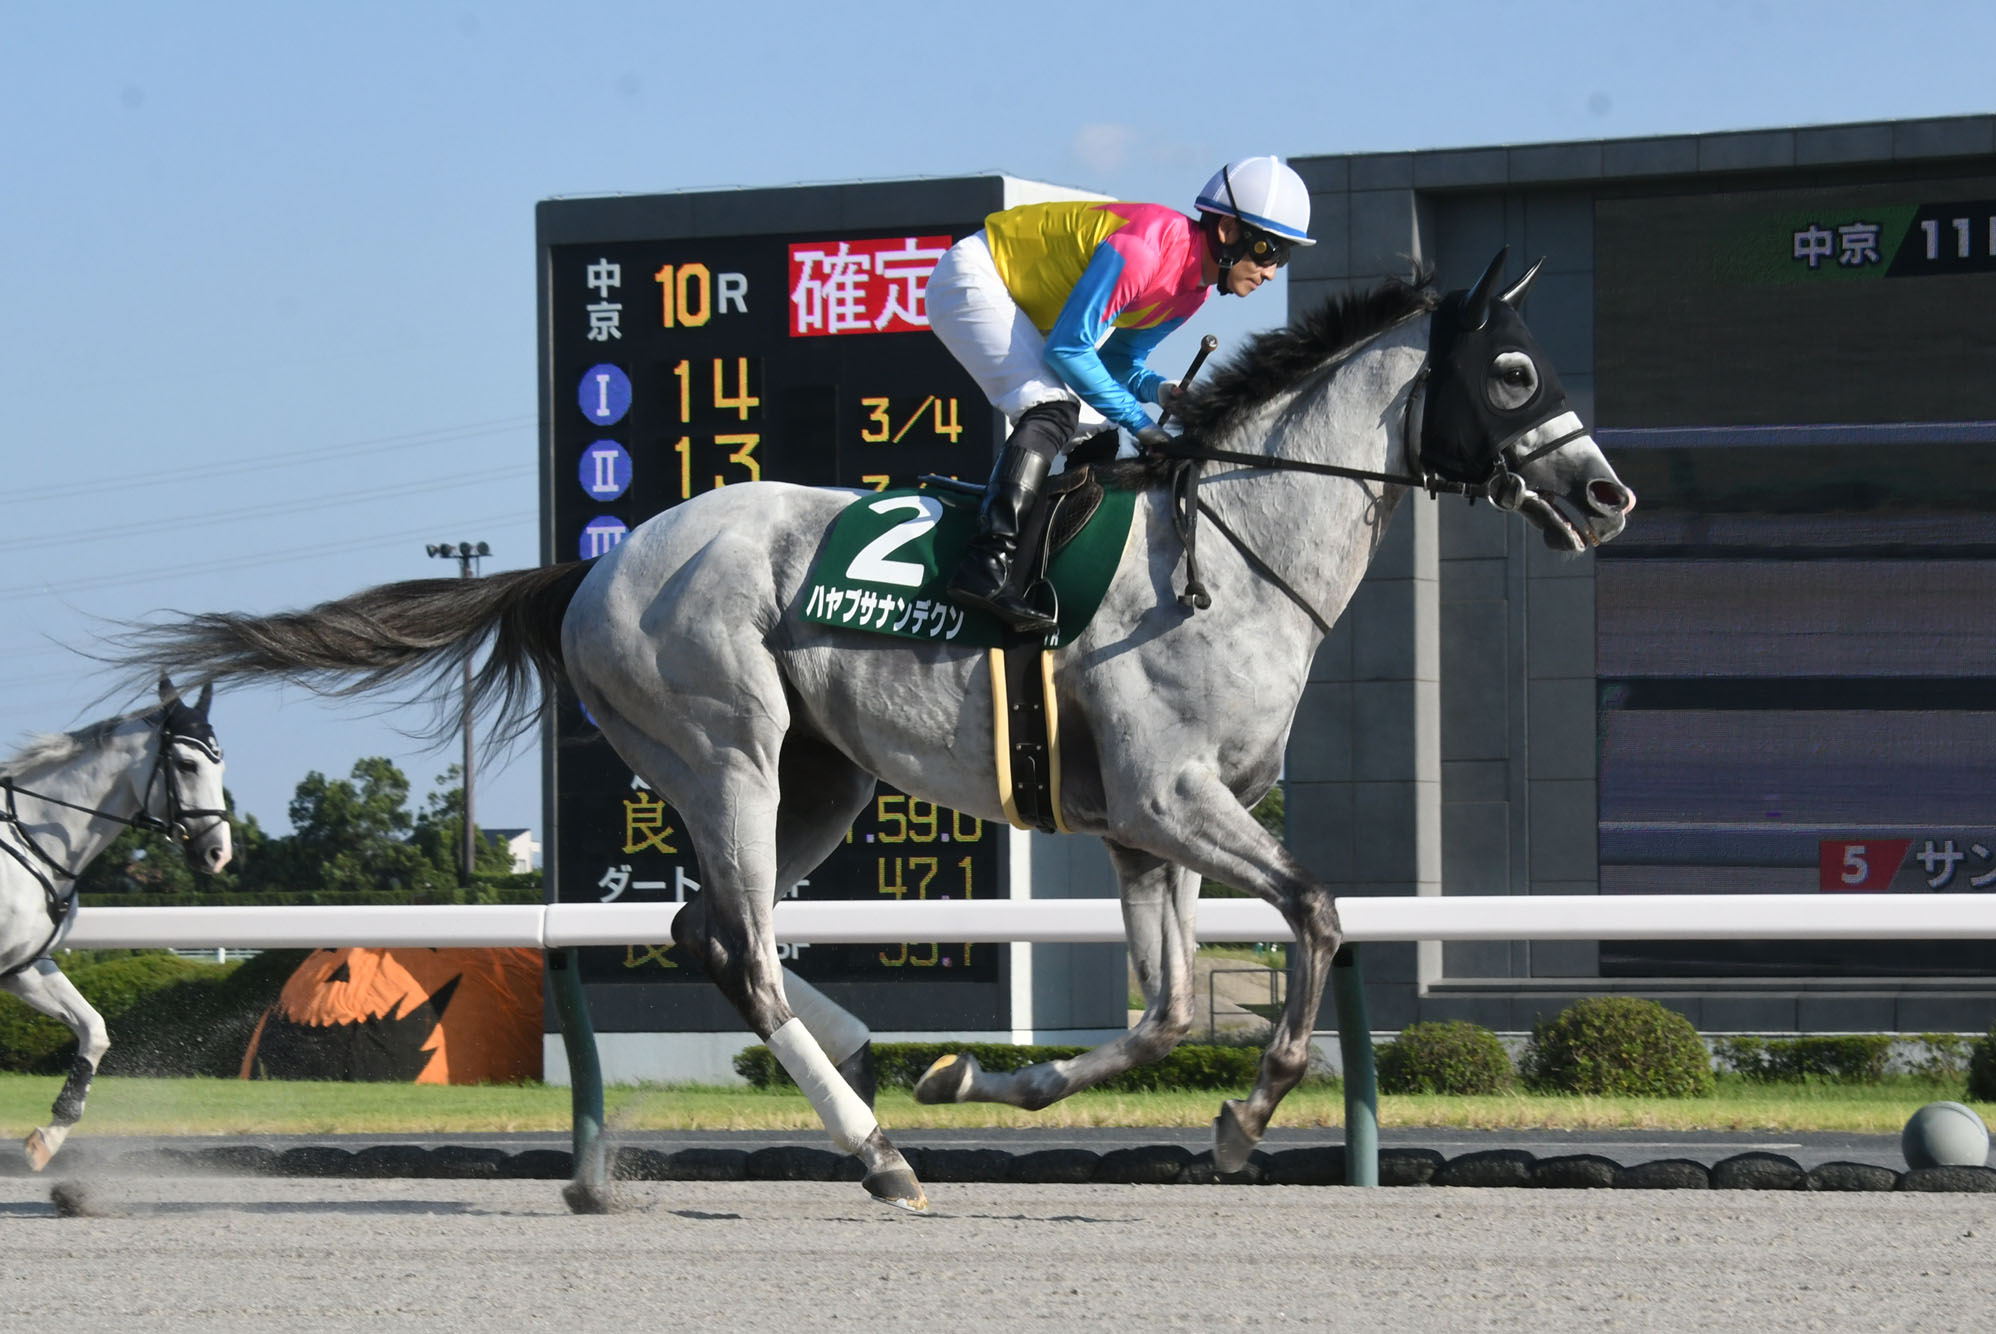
[1133,424,1172,450]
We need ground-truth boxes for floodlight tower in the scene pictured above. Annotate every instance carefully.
[425,540,490,885]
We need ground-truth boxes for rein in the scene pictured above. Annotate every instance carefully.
[1149,340,1585,629]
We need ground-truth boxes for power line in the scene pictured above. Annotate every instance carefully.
[0,415,537,507]
[0,465,535,556]
[0,507,539,604]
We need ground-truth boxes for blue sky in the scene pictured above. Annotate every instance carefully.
[2,1,1990,837]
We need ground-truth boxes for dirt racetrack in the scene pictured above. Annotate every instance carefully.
[4,1175,1993,1331]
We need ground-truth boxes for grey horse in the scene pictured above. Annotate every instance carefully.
[110,251,1632,1211]
[1,680,233,1169]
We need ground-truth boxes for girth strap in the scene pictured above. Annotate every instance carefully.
[988,644,1067,834]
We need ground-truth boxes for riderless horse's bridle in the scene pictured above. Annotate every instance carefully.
[0,705,228,976]
[1149,256,1590,634]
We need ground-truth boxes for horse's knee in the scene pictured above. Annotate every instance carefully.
[670,896,725,972]
[1124,1021,1183,1068]
[1257,1042,1310,1092]
[1296,885,1343,949]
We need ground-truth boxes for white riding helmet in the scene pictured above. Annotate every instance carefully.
[1195,156,1315,245]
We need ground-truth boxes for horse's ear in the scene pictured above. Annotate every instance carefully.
[1461,247,1508,330]
[157,675,178,706]
[1499,255,1545,309]
[195,682,213,717]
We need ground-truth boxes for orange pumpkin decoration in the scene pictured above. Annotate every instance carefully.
[240,948,542,1084]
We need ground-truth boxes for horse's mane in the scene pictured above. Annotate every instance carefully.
[1096,272,1438,492]
[1175,272,1438,443]
[3,711,151,775]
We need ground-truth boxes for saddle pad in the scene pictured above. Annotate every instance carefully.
[801,484,1136,648]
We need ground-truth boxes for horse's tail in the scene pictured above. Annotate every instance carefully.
[111,562,593,743]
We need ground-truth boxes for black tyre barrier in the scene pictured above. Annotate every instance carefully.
[1614,1158,1711,1189]
[1900,1165,1996,1192]
[23,1143,1996,1191]
[350,1144,437,1179]
[742,1145,858,1182]
[1181,1149,1267,1186]
[1433,1149,1535,1188]
[1380,1148,1445,1185]
[1809,1161,1902,1192]
[1264,1146,1344,1186]
[498,1148,573,1180]
[1092,1145,1195,1185]
[1531,1154,1619,1189]
[429,1145,508,1180]
[905,1147,1016,1183]
[1006,1148,1099,1183]
[1709,1152,1807,1191]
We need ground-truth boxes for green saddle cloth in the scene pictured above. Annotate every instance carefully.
[801,482,1136,648]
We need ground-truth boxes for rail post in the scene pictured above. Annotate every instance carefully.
[547,948,606,1189]
[1331,944,1378,1186]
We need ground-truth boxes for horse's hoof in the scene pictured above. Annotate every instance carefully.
[25,1128,58,1173]
[913,1052,979,1104]
[863,1165,930,1215]
[1212,1099,1261,1174]
[561,1178,625,1215]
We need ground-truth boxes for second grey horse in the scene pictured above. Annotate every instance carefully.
[110,250,1632,1211]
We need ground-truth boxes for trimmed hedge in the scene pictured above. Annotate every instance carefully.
[0,949,305,1076]
[1714,1034,1894,1085]
[1522,996,1715,1098]
[1377,1021,1515,1095]
[1968,1025,1996,1103]
[1913,1032,1973,1082]
[736,1041,1264,1093]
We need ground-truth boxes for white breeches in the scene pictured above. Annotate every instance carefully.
[926,231,1107,438]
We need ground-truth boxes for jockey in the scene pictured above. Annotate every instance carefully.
[928,155,1313,635]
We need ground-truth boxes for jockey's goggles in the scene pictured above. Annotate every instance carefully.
[1216,164,1295,269]
[1240,226,1294,269]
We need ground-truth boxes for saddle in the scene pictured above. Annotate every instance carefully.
[803,460,1130,834]
[803,468,1131,650]
[928,463,1106,620]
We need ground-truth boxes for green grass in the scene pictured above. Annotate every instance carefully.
[1196,943,1288,971]
[2,1073,1985,1138]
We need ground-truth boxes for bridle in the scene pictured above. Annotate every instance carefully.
[1146,312,1593,634]
[0,713,228,976]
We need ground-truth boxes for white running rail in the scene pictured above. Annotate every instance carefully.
[60,894,1996,951]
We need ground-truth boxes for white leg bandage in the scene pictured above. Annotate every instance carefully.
[767,1017,879,1155]
[783,973,870,1066]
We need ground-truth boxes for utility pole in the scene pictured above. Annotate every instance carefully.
[426,540,489,886]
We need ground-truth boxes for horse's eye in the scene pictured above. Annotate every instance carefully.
[176,759,199,774]
[1487,353,1538,410]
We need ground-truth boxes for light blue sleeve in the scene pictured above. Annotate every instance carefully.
[1098,319,1183,409]
[1042,245,1155,434]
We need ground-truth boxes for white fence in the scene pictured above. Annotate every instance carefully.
[63,893,1996,951]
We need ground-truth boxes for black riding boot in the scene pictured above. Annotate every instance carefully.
[947,440,1070,639]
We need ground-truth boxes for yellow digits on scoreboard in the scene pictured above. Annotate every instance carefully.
[654,264,712,328]
[716,433,759,486]
[860,397,891,442]
[673,358,760,425]
[858,394,963,446]
[932,396,962,442]
[713,358,759,420]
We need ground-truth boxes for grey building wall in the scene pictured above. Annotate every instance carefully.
[1285,116,1996,1035]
